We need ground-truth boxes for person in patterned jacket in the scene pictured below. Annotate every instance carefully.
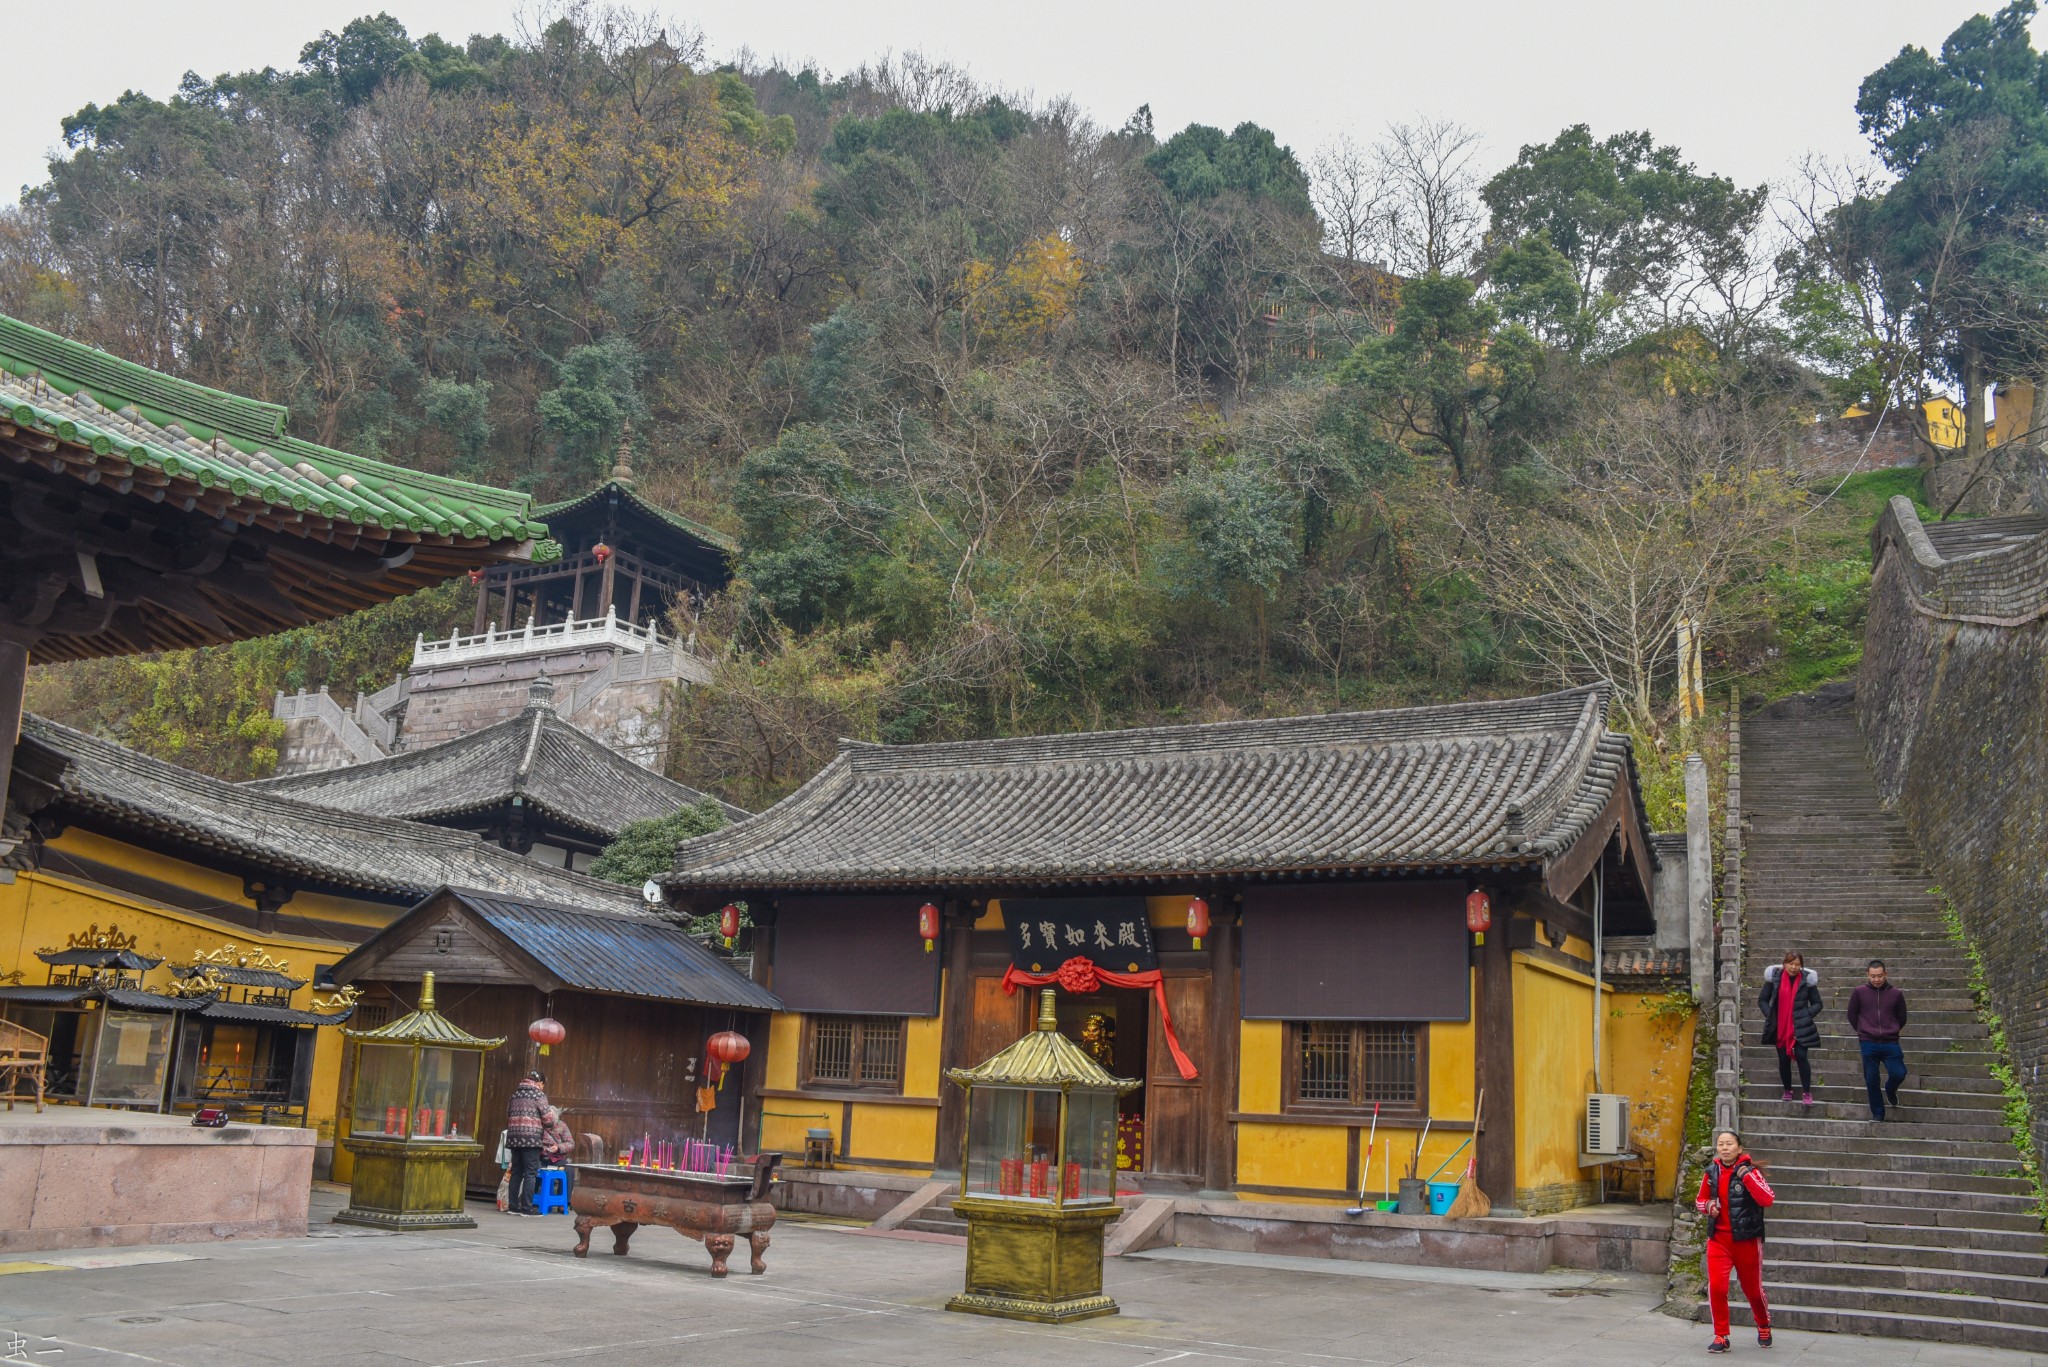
[504,1071,550,1216]
[1695,1128,1776,1352]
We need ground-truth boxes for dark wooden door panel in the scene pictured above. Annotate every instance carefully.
[1146,974,1208,1177]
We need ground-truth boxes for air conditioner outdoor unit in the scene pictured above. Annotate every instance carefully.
[1585,1093,1632,1156]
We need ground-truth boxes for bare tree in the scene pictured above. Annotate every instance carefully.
[1375,117,1487,278]
[1311,133,1385,265]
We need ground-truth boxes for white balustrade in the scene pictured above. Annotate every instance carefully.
[412,606,664,668]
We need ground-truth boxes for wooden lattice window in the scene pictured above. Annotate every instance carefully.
[1284,1021,1424,1115]
[802,1015,904,1092]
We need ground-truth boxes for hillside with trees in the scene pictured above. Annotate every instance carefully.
[13,3,2047,814]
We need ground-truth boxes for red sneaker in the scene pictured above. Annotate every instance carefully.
[1708,1337,1731,1354]
[1758,1326,1773,1347]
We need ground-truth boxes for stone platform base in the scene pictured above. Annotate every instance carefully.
[1161,1198,1671,1275]
[0,1104,315,1254]
[772,1168,1669,1276]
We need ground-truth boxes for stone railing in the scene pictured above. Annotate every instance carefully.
[1877,493,2048,626]
[1715,695,1743,1136]
[413,608,663,669]
[272,686,386,764]
[352,674,407,750]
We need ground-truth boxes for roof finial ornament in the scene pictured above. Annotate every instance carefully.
[527,674,556,711]
[610,423,637,489]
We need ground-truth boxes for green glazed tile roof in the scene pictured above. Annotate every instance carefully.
[0,313,547,543]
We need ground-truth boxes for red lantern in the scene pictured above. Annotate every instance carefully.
[593,542,613,564]
[467,567,485,584]
[1186,896,1211,950]
[918,901,940,953]
[1465,889,1492,943]
[528,1016,565,1056]
[706,1029,751,1090]
[718,903,741,948]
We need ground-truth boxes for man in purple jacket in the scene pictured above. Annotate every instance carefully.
[1848,960,1909,1121]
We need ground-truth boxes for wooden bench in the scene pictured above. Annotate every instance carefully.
[0,1018,48,1113]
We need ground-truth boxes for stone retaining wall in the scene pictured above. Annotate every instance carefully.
[1859,495,2048,1163]
[0,1107,315,1253]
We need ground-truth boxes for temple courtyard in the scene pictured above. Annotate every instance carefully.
[0,1188,2030,1367]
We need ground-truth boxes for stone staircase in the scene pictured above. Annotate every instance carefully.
[1737,692,2048,1351]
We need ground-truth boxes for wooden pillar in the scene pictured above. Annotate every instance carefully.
[599,553,618,619]
[499,582,517,630]
[0,639,25,841]
[933,898,976,1175]
[1476,898,1518,1213]
[628,571,644,625]
[1203,897,1241,1192]
[472,578,491,634]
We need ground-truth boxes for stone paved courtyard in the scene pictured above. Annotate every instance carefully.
[0,1191,2038,1367]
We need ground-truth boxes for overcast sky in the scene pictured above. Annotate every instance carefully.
[1,1,2028,205]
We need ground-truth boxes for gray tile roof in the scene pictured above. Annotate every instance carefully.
[662,683,1652,892]
[21,715,650,914]
[246,682,746,839]
[442,890,780,1010]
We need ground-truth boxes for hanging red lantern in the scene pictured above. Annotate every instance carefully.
[1185,896,1211,950]
[528,1017,565,1056]
[706,1029,751,1090]
[918,901,940,953]
[467,567,485,584]
[1465,888,1493,943]
[717,903,742,948]
[593,542,613,564]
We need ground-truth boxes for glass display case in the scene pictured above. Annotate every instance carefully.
[336,973,504,1230]
[347,1042,481,1141]
[944,988,1139,1322]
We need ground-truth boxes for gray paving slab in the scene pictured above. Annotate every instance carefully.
[0,1190,2042,1366]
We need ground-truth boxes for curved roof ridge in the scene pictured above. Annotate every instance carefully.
[836,685,1606,776]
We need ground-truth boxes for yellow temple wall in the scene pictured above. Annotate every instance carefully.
[1232,975,1478,1202]
[754,1007,942,1171]
[1511,955,1599,1212]
[0,829,406,1158]
[1605,989,1695,1201]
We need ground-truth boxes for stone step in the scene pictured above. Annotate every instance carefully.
[1770,1216,2046,1253]
[1741,1113,2020,1144]
[1773,1257,2048,1305]
[1763,1164,2032,1196]
[1769,1198,2042,1234]
[1741,1079,2005,1107]
[1765,1182,2040,1217]
[1750,1147,2025,1178]
[898,1215,968,1236]
[1735,1303,2048,1353]
[1770,1237,2047,1277]
[1753,1280,2048,1333]
[1747,1132,2023,1163]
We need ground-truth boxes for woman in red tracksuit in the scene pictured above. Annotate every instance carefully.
[1695,1128,1775,1352]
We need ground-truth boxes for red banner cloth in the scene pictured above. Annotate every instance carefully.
[1000,956,1199,1080]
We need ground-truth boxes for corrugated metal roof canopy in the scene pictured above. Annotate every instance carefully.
[447,890,780,1011]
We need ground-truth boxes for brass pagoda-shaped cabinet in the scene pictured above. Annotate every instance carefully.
[944,988,1137,1323]
[336,972,504,1230]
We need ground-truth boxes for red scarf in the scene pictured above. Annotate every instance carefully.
[1775,970,1798,1055]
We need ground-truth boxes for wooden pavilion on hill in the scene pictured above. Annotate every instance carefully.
[475,451,733,636]
[658,683,1691,1214]
[0,311,551,863]
[250,676,746,872]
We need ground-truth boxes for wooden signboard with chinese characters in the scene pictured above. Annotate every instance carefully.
[1003,898,1155,974]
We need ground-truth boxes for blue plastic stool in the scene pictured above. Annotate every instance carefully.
[534,1167,570,1215]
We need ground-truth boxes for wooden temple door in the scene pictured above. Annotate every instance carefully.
[1143,973,1208,1181]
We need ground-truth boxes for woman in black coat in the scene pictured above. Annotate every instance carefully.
[1759,951,1823,1106]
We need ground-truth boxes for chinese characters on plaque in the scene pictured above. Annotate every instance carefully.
[1004,897,1156,974]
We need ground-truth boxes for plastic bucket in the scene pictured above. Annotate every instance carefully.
[1428,1181,1460,1215]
